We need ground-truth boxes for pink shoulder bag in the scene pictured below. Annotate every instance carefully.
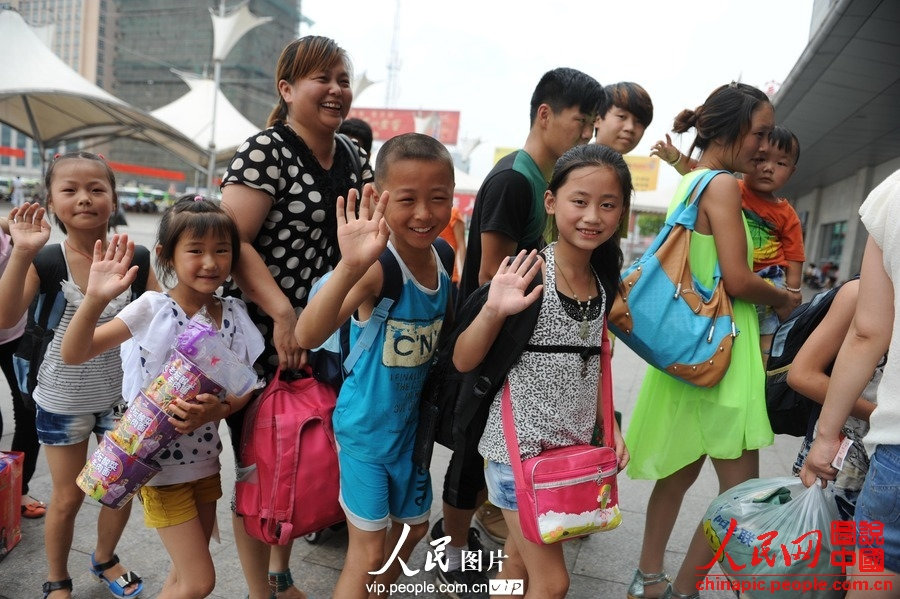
[501,320,622,545]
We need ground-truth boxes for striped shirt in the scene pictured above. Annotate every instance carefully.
[32,279,128,415]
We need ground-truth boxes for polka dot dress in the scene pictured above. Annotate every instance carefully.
[222,122,374,376]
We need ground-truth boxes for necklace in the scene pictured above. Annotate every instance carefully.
[65,239,97,262]
[556,257,594,340]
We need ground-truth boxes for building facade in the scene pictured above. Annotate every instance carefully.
[2,0,299,187]
[775,0,900,283]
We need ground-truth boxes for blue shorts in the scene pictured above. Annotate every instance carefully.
[35,402,126,446]
[756,265,787,336]
[855,444,900,574]
[485,460,517,511]
[337,446,431,532]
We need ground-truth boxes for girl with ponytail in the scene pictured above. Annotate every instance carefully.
[220,35,374,599]
[625,83,800,599]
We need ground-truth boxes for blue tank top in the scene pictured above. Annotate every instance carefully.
[333,243,450,463]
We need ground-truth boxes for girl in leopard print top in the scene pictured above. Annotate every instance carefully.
[453,144,631,596]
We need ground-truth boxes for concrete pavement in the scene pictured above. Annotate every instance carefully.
[0,206,802,598]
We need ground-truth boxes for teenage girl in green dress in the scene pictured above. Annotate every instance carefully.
[625,83,801,599]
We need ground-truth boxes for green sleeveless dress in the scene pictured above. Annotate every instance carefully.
[625,170,774,480]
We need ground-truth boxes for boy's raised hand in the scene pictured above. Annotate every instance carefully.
[85,233,139,302]
[7,202,51,256]
[485,250,544,317]
[336,183,390,273]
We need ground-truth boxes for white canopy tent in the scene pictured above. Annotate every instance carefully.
[0,9,207,170]
[151,70,261,164]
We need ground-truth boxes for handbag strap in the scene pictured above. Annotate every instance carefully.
[501,317,615,487]
[666,169,726,230]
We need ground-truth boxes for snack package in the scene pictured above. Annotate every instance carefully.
[703,477,845,599]
[174,308,260,397]
[143,349,223,411]
[80,309,260,505]
[110,392,180,460]
[76,433,161,508]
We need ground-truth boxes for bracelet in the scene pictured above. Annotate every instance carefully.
[666,152,682,166]
[784,285,802,293]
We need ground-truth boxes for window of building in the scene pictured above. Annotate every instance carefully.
[15,132,26,167]
[820,221,847,264]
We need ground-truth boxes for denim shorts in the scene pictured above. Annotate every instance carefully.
[35,401,126,446]
[756,265,787,336]
[484,460,517,511]
[855,444,900,574]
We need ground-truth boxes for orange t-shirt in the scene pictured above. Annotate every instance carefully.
[439,206,463,283]
[739,180,805,271]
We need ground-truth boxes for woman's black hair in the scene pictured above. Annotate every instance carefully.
[44,151,118,234]
[155,194,241,287]
[673,82,770,159]
[545,144,632,313]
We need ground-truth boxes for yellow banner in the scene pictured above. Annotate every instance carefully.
[624,156,660,192]
[493,147,517,164]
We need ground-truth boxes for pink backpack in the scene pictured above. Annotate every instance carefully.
[234,368,344,544]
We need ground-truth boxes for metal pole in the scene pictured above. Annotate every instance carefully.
[205,0,225,195]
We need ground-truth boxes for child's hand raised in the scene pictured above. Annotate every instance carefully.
[336,183,390,274]
[650,134,680,165]
[85,233,139,302]
[7,202,51,256]
[484,250,544,318]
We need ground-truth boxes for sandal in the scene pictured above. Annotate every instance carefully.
[268,569,304,598]
[661,583,700,599]
[42,578,73,599]
[22,498,47,518]
[90,553,144,598]
[627,568,670,599]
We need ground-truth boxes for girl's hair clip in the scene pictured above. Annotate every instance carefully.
[53,153,61,159]
[97,153,106,160]
[194,195,204,202]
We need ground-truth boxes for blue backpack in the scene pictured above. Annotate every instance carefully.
[307,239,455,390]
[12,243,150,408]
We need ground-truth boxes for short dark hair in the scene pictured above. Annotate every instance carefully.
[374,133,454,190]
[155,194,241,287]
[602,82,653,128]
[339,118,374,155]
[673,82,770,158]
[769,125,801,165]
[529,68,607,125]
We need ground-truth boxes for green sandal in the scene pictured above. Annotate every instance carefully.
[661,583,700,599]
[627,568,670,599]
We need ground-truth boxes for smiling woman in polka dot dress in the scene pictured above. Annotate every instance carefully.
[219,35,373,599]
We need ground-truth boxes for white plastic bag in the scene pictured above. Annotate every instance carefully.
[703,476,845,599]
